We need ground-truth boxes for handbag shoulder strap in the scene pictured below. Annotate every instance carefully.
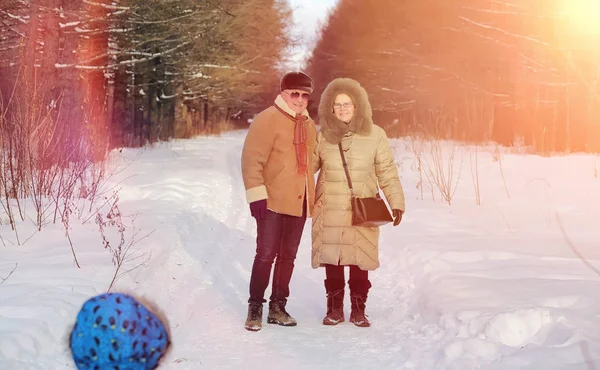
[338,142,383,199]
[338,143,355,197]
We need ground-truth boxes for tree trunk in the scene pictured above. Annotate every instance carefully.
[25,0,40,88]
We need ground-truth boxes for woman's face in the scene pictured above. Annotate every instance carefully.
[333,93,355,123]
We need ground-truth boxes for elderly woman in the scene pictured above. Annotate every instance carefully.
[312,77,405,327]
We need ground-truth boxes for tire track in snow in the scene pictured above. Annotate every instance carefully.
[184,136,255,307]
[223,137,261,246]
[165,135,255,318]
[125,135,259,365]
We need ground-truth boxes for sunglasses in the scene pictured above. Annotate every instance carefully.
[283,90,310,101]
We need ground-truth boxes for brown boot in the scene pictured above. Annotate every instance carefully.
[244,303,263,331]
[349,294,370,327]
[267,301,297,326]
[323,288,345,325]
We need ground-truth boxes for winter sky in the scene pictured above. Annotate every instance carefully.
[287,0,339,69]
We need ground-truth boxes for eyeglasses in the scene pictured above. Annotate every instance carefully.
[333,102,354,110]
[283,90,310,101]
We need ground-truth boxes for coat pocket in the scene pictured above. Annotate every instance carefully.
[264,161,286,186]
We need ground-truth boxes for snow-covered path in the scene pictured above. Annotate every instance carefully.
[2,130,600,369]
[113,132,439,370]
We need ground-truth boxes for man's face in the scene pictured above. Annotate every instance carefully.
[281,89,310,115]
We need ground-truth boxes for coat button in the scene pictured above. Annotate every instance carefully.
[298,195,302,199]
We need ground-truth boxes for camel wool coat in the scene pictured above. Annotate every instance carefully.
[311,78,405,271]
[241,95,317,217]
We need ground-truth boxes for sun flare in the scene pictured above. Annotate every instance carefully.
[559,0,600,35]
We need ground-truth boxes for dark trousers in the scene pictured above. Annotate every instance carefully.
[324,264,371,297]
[248,205,306,305]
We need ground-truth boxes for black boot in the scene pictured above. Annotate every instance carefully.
[245,303,263,331]
[267,301,297,326]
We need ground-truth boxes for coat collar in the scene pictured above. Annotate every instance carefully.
[274,95,310,119]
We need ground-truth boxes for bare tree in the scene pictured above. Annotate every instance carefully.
[306,0,600,154]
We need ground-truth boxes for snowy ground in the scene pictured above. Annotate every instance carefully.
[1,129,600,369]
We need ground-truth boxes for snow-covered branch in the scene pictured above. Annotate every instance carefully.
[82,0,129,11]
[459,16,548,46]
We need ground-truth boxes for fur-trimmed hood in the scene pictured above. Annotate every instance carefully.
[318,77,373,144]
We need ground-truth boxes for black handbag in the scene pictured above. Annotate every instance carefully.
[338,143,393,227]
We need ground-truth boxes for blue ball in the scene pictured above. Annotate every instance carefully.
[69,293,170,369]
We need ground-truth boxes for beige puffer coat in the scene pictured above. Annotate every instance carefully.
[311,78,405,271]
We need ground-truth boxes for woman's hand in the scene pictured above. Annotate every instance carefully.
[392,209,403,226]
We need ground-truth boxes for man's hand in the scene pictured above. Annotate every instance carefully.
[250,199,267,220]
[392,209,403,226]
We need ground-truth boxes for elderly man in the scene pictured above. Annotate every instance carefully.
[241,71,317,331]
